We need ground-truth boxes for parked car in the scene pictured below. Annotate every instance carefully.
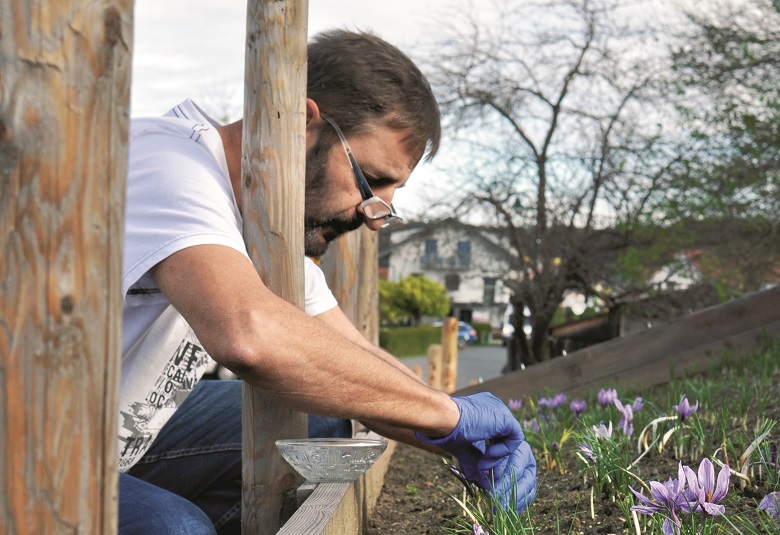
[434,320,478,348]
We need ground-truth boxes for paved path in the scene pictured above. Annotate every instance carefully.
[402,344,508,392]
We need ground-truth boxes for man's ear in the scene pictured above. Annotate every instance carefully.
[305,98,321,125]
[305,99,322,151]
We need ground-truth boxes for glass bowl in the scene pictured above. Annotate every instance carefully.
[275,438,388,482]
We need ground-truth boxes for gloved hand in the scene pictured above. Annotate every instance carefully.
[415,392,537,512]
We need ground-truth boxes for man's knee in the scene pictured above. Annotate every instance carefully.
[119,474,216,535]
[309,416,352,438]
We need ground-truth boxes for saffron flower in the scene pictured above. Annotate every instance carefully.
[593,421,613,440]
[508,398,523,412]
[570,399,587,417]
[472,523,489,535]
[523,418,540,432]
[631,464,687,534]
[680,458,730,516]
[759,492,780,527]
[597,388,617,407]
[614,397,643,436]
[576,443,595,462]
[672,395,699,423]
[538,393,567,409]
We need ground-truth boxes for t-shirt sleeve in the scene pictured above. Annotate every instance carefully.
[304,257,338,316]
[123,125,247,306]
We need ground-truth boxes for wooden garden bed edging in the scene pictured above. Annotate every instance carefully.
[277,439,397,534]
[455,286,780,401]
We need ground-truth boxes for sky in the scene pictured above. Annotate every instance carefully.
[131,1,453,214]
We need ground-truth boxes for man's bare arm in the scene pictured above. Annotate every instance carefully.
[150,244,460,437]
[314,306,449,453]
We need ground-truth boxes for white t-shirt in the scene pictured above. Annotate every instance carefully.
[118,100,337,471]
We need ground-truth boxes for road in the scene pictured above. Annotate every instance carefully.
[402,344,508,392]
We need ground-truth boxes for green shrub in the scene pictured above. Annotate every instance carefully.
[379,325,442,358]
[472,322,493,344]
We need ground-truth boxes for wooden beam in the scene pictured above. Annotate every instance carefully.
[241,1,309,533]
[320,227,380,344]
[455,287,780,401]
[277,440,397,535]
[441,317,459,393]
[427,344,443,390]
[0,0,132,532]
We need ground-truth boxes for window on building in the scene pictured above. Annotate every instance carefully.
[457,240,471,268]
[483,277,496,306]
[444,273,460,291]
[425,239,438,256]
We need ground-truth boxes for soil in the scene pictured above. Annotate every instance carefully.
[366,357,780,534]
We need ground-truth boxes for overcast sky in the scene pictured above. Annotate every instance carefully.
[131,0,452,213]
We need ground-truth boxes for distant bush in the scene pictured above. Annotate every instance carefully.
[472,322,493,344]
[380,321,497,356]
[379,325,442,358]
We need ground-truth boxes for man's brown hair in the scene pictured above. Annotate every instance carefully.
[307,29,441,162]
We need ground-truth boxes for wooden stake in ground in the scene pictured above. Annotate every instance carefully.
[0,1,132,532]
[427,344,443,390]
[240,1,309,532]
[441,317,459,393]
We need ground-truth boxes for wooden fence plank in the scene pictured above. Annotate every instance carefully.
[441,317,459,393]
[0,0,131,532]
[427,344,443,390]
[455,287,780,401]
[277,440,397,535]
[320,227,379,344]
[241,1,309,532]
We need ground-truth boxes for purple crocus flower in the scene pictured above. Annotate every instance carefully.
[576,443,595,462]
[597,388,617,407]
[681,458,730,516]
[759,492,780,527]
[672,395,699,423]
[570,399,587,417]
[538,392,567,409]
[614,399,635,436]
[593,421,613,440]
[472,523,489,535]
[508,398,523,412]
[631,463,687,534]
[523,418,540,432]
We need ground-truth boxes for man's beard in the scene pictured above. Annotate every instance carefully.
[303,138,363,257]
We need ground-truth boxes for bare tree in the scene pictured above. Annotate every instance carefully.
[425,0,684,366]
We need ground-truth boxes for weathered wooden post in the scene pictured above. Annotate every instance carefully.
[320,227,379,343]
[441,317,459,393]
[0,1,132,533]
[240,0,309,533]
[427,344,443,390]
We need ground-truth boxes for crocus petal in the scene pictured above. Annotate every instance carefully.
[712,463,731,502]
[662,518,680,535]
[701,502,725,516]
[698,458,715,496]
[759,491,780,517]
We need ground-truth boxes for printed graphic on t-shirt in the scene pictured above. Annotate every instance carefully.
[117,334,211,470]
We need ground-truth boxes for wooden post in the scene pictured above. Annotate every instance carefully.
[241,1,309,533]
[320,227,379,343]
[427,344,443,390]
[0,1,131,533]
[441,317,459,393]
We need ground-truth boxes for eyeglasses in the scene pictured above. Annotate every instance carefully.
[321,113,403,229]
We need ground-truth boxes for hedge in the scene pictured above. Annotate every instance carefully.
[380,322,494,357]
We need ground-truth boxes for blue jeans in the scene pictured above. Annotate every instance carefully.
[118,380,351,535]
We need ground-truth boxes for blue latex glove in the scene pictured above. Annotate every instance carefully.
[415,392,537,512]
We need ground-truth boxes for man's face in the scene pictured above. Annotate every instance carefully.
[303,120,419,257]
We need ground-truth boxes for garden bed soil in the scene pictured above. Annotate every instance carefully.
[367,364,780,534]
